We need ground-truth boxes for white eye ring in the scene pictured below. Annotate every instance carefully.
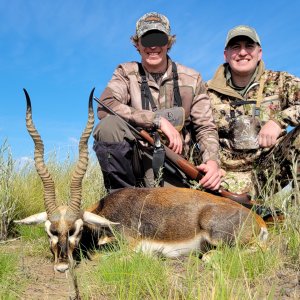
[68,219,84,244]
[45,220,59,245]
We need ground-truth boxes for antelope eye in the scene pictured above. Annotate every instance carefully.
[68,229,75,236]
[50,229,58,236]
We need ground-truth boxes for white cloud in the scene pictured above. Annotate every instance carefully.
[68,137,79,145]
[15,156,34,170]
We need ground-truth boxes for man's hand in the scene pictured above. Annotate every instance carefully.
[160,117,183,154]
[196,160,224,191]
[258,120,282,148]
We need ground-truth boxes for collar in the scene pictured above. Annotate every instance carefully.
[140,56,173,87]
[208,60,265,99]
[225,64,259,97]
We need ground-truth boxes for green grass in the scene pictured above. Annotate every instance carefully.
[1,139,300,299]
[76,239,284,300]
[0,247,23,299]
[79,250,169,299]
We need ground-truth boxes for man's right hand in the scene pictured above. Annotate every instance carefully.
[258,119,282,148]
[196,161,225,191]
[160,117,183,154]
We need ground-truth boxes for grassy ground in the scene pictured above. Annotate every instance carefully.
[0,142,299,299]
[0,245,23,299]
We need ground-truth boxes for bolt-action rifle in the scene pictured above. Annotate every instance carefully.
[93,97,283,220]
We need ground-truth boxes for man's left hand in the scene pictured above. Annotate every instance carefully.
[196,160,224,191]
[258,120,282,148]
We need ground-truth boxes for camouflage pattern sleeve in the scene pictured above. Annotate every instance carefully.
[275,72,300,127]
[191,76,220,164]
[97,64,155,128]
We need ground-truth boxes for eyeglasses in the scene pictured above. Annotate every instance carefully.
[141,30,168,47]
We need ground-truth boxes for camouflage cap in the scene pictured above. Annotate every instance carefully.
[135,12,171,38]
[225,25,261,48]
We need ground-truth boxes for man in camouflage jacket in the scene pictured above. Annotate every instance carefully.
[93,12,222,192]
[207,25,300,196]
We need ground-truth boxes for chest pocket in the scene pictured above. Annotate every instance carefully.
[260,95,281,123]
[211,101,232,131]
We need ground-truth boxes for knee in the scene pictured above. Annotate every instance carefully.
[93,116,129,142]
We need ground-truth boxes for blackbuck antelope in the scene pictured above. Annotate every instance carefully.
[15,88,268,273]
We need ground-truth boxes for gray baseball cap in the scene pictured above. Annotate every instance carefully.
[225,25,261,48]
[135,12,171,38]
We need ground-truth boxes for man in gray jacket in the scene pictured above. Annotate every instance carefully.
[93,12,222,192]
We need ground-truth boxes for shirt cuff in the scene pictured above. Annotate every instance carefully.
[153,114,161,129]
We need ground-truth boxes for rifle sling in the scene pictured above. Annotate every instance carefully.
[152,132,166,187]
[137,61,182,110]
[138,63,157,111]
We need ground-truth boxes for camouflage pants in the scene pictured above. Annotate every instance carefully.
[222,126,300,196]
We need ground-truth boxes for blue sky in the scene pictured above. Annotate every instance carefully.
[1,0,299,164]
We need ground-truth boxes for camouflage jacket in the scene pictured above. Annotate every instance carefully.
[207,61,300,171]
[97,58,219,164]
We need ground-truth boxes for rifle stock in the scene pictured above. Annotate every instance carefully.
[93,96,252,203]
[139,129,252,204]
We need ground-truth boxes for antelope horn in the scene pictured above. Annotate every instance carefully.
[69,88,95,213]
[23,89,57,216]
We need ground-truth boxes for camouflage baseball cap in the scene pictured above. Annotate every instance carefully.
[225,25,261,48]
[136,12,171,38]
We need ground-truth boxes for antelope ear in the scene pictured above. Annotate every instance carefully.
[14,212,48,225]
[83,211,119,227]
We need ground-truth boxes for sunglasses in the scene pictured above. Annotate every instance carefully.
[141,30,169,47]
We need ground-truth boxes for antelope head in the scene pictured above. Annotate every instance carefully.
[15,89,116,273]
